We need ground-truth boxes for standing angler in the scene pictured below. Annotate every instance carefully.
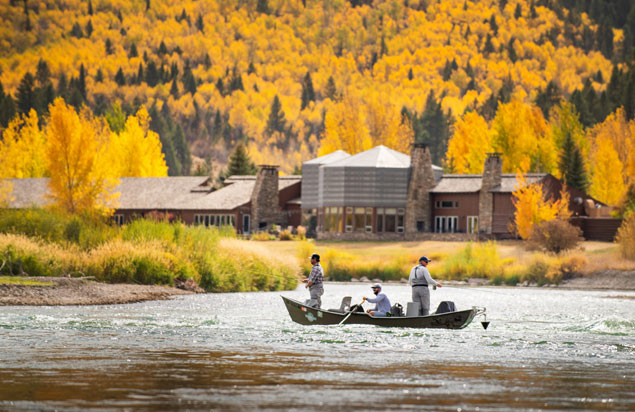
[408,256,442,316]
[303,253,324,308]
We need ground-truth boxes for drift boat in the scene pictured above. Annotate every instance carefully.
[282,296,487,329]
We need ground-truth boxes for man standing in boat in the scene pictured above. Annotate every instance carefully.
[303,253,324,309]
[408,256,442,316]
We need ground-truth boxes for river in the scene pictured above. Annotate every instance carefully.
[1,283,634,411]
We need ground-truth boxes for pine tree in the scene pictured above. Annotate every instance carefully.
[129,43,138,58]
[16,72,35,115]
[514,3,522,19]
[535,81,561,117]
[225,143,258,177]
[158,40,168,55]
[70,22,83,38]
[301,72,315,110]
[266,95,286,135]
[115,67,126,86]
[85,20,93,37]
[170,77,179,97]
[145,61,159,87]
[325,76,338,100]
[257,0,270,14]
[0,83,16,128]
[172,125,192,175]
[105,38,113,55]
[559,131,588,191]
[78,64,87,99]
[196,14,204,32]
[88,0,93,15]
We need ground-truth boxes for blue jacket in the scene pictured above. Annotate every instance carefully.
[366,292,391,313]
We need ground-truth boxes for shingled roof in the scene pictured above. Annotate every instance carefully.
[5,175,301,211]
[430,174,548,193]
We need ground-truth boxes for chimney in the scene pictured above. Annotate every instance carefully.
[478,153,503,234]
[405,143,436,233]
[251,165,282,230]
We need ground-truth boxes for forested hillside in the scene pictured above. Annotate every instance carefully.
[0,0,633,181]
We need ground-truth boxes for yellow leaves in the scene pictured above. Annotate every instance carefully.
[0,110,47,178]
[446,111,492,174]
[586,107,634,206]
[0,179,13,207]
[512,174,570,240]
[320,94,371,156]
[45,98,117,214]
[492,100,556,174]
[589,136,626,206]
[108,106,168,178]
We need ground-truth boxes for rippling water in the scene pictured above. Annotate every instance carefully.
[1,284,634,411]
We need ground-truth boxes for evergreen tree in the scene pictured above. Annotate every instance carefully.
[170,77,179,97]
[266,95,286,135]
[57,73,68,99]
[35,59,50,85]
[149,105,181,175]
[257,0,270,14]
[514,3,522,19]
[224,143,258,177]
[158,40,168,55]
[78,64,87,99]
[413,92,451,164]
[301,71,316,109]
[145,61,159,87]
[129,43,138,58]
[115,67,126,86]
[229,66,244,93]
[535,81,561,117]
[408,67,414,80]
[0,83,16,128]
[483,33,495,54]
[183,69,197,94]
[136,63,144,85]
[489,15,499,35]
[559,131,589,191]
[85,20,93,37]
[70,22,83,38]
[196,14,204,32]
[105,38,113,55]
[173,125,192,175]
[325,76,338,100]
[215,78,225,96]
[16,72,35,114]
[88,0,93,15]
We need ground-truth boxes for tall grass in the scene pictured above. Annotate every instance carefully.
[0,209,299,292]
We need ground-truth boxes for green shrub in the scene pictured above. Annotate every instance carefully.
[616,212,635,260]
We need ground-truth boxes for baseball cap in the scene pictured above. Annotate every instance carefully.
[310,253,320,261]
[370,283,382,290]
[419,256,431,263]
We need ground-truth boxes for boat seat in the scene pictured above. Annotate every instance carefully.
[328,296,352,313]
[406,302,420,317]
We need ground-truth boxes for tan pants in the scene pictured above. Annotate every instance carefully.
[412,286,430,316]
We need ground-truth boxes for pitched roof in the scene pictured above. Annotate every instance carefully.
[5,175,301,211]
[325,145,411,168]
[430,173,548,193]
[303,150,350,165]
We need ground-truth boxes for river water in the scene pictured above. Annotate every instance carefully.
[1,283,634,411]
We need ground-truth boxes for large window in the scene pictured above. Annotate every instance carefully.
[113,214,124,226]
[376,208,384,232]
[354,207,365,232]
[384,208,396,232]
[345,207,353,232]
[324,207,342,232]
[467,216,478,234]
[194,214,235,228]
[435,216,458,233]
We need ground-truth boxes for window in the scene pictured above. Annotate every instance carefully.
[397,208,404,233]
[365,207,373,232]
[436,200,457,208]
[243,215,250,234]
[194,214,235,228]
[345,207,353,232]
[113,214,124,225]
[376,208,384,232]
[467,216,478,234]
[354,207,365,232]
[385,208,396,232]
[435,216,458,233]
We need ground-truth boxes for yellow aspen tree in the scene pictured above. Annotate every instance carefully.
[319,95,372,156]
[512,174,569,239]
[0,110,47,178]
[108,106,168,177]
[446,111,492,174]
[589,136,626,206]
[0,180,13,206]
[364,94,411,154]
[492,100,557,174]
[45,98,117,214]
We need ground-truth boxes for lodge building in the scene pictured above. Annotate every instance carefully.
[4,144,620,241]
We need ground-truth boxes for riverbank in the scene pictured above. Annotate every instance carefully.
[1,270,634,306]
[0,277,195,306]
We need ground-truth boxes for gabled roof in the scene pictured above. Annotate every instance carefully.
[325,145,411,168]
[303,150,350,165]
[116,177,212,209]
[430,173,548,193]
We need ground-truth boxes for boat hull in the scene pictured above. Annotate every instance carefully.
[282,296,477,329]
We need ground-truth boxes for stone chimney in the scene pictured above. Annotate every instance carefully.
[478,153,503,234]
[251,165,282,230]
[405,143,436,233]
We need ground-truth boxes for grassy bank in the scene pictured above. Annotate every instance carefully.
[259,239,632,287]
[0,209,298,292]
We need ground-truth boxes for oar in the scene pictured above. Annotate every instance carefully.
[338,299,365,326]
